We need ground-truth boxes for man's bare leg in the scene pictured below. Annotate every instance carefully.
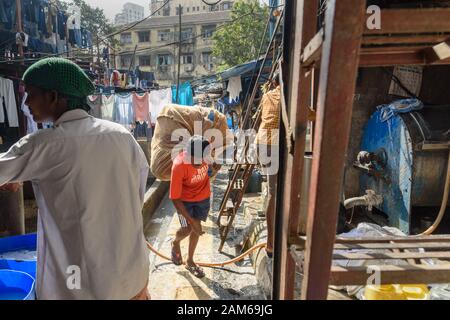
[186,219,201,267]
[172,226,191,260]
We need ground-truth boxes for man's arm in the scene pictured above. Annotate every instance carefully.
[0,136,38,187]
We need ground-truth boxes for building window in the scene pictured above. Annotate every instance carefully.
[139,56,151,66]
[120,33,132,44]
[157,54,172,66]
[181,54,193,65]
[120,55,132,67]
[175,6,183,15]
[202,25,216,38]
[197,6,200,11]
[157,29,171,42]
[163,6,170,16]
[137,31,150,43]
[181,27,193,41]
[222,2,233,10]
[210,5,219,12]
[201,52,213,64]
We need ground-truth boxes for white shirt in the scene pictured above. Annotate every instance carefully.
[149,88,172,124]
[0,77,19,127]
[0,110,149,299]
[20,93,38,134]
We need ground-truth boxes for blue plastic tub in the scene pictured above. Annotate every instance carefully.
[0,270,35,300]
[0,233,37,253]
[0,234,37,280]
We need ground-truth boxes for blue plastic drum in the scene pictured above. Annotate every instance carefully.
[0,270,35,300]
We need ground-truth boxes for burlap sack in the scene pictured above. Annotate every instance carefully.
[150,104,232,181]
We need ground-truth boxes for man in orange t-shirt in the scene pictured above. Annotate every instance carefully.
[170,135,211,278]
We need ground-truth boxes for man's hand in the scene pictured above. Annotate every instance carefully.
[0,182,22,192]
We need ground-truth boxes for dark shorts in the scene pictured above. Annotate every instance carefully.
[178,198,210,227]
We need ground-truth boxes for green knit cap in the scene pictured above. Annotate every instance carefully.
[22,57,95,110]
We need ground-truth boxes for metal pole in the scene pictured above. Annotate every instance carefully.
[97,36,101,83]
[129,44,138,73]
[176,4,182,103]
[15,0,24,65]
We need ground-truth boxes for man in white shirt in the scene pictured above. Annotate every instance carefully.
[0,58,150,299]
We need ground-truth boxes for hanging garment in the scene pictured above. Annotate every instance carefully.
[149,88,172,124]
[21,93,38,134]
[114,94,134,130]
[256,85,281,145]
[111,70,121,87]
[87,95,102,119]
[101,94,115,121]
[120,73,128,88]
[133,121,152,141]
[57,10,67,40]
[132,92,150,124]
[0,77,19,127]
[0,109,149,299]
[226,76,242,102]
[172,82,194,106]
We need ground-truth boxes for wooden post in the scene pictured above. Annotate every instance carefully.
[0,189,25,236]
[273,0,318,300]
[176,4,182,103]
[300,0,365,300]
[15,0,24,65]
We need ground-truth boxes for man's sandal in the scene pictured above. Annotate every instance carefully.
[185,264,205,278]
[171,242,183,266]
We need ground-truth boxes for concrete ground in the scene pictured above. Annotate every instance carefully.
[145,169,265,300]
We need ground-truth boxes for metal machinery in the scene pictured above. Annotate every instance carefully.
[357,106,450,234]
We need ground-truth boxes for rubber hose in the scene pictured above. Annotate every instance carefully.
[146,241,266,268]
[415,151,450,236]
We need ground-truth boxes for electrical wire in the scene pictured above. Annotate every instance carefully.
[99,0,171,42]
[115,10,262,56]
[201,0,223,6]
[0,0,171,64]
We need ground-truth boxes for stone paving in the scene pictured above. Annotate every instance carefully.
[145,169,266,300]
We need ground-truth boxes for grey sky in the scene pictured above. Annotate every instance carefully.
[62,0,270,22]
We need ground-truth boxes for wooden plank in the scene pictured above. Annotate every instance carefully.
[364,8,450,35]
[330,264,450,286]
[334,235,450,244]
[362,34,450,46]
[302,28,324,67]
[359,52,423,66]
[334,242,450,250]
[300,0,366,300]
[332,251,450,261]
[361,45,430,53]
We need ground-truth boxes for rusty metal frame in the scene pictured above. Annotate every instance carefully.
[273,0,319,300]
[275,0,365,300]
[276,0,450,300]
[300,0,366,300]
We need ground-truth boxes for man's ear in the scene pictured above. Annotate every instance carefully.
[46,90,59,108]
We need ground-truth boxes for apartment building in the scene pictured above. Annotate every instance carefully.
[150,0,234,16]
[115,3,145,26]
[115,3,233,86]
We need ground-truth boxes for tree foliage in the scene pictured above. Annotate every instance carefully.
[212,0,269,71]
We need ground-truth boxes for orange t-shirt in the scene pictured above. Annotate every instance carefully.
[169,151,211,202]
